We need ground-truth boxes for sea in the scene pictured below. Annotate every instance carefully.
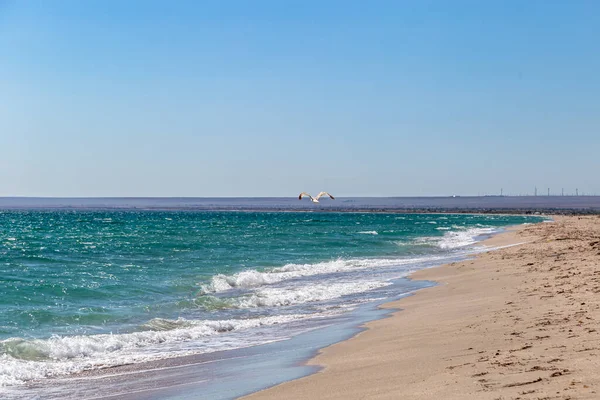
[0,208,543,397]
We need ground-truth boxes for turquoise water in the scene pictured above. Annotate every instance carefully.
[0,211,540,387]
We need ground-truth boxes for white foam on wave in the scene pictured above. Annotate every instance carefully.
[0,314,305,387]
[235,280,391,308]
[358,231,378,235]
[0,274,399,387]
[202,257,424,294]
[437,227,497,249]
[411,226,498,249]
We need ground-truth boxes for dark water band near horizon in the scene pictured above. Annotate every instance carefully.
[1,196,600,213]
[0,209,545,399]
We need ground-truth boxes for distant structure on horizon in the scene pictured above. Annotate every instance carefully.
[478,187,594,197]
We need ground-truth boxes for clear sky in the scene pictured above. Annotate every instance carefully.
[1,0,598,197]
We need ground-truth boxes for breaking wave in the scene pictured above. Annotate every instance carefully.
[0,314,306,386]
[202,257,434,294]
[235,281,391,308]
[411,227,498,249]
[437,227,497,249]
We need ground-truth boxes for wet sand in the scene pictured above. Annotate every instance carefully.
[244,216,600,399]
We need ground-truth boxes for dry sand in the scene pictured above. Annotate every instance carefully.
[244,216,600,400]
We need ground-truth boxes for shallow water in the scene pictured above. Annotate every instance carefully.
[0,211,541,389]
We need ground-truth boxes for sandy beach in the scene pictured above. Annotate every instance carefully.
[244,216,600,400]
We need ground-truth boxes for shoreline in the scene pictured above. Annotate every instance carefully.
[2,218,521,399]
[240,224,530,399]
[5,216,593,399]
[243,216,600,399]
[4,279,436,400]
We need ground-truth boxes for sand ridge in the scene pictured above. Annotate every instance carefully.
[243,216,600,400]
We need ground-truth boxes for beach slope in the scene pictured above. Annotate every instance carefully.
[244,216,600,399]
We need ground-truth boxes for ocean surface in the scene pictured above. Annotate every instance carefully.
[0,210,542,393]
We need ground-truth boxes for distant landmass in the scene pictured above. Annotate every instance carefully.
[1,196,599,214]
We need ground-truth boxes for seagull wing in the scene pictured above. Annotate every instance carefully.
[316,192,335,200]
[299,192,314,201]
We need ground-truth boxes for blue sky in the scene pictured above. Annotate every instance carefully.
[1,0,598,197]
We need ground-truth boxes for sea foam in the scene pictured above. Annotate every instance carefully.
[202,257,430,294]
[437,227,496,249]
[0,314,307,387]
[235,281,391,308]
[414,227,497,250]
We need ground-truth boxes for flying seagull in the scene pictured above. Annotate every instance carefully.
[298,192,335,203]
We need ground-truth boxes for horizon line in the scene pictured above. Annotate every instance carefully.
[1,195,599,199]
